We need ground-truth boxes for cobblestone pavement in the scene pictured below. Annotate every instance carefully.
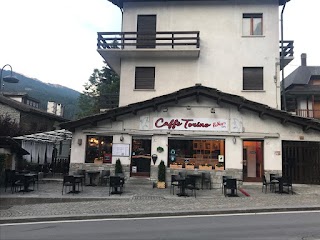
[1,178,320,223]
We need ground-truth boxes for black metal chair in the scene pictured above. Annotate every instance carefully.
[282,176,294,194]
[4,169,15,192]
[109,176,123,195]
[62,175,77,195]
[185,176,199,198]
[222,175,232,194]
[11,174,25,193]
[170,174,181,195]
[76,169,86,186]
[224,178,237,197]
[262,175,273,193]
[202,172,212,190]
[100,170,111,186]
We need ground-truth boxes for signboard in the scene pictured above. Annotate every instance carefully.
[112,143,130,157]
[153,118,229,131]
[218,155,224,163]
[132,166,137,173]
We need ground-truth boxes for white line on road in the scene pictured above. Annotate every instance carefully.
[1,210,319,227]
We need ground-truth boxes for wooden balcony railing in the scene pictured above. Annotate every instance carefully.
[97,31,200,50]
[296,109,320,119]
[279,40,294,58]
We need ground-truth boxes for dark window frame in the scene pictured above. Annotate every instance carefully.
[243,67,264,90]
[135,67,155,90]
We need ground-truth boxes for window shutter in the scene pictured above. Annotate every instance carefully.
[135,67,155,89]
[137,15,156,48]
[243,67,263,90]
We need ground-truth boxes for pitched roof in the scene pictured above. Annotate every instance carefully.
[108,0,290,8]
[0,95,68,122]
[284,66,320,89]
[0,136,29,155]
[60,85,320,132]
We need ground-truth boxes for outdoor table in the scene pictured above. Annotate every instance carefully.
[86,171,100,186]
[21,173,37,192]
[110,176,125,194]
[274,176,288,194]
[187,173,202,189]
[176,176,188,197]
[70,175,83,194]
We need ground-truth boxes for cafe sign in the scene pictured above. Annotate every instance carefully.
[153,118,229,132]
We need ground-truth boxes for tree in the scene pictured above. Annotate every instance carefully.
[77,64,120,119]
[0,114,23,137]
[115,159,123,174]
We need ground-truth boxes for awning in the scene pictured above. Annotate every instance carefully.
[13,129,72,143]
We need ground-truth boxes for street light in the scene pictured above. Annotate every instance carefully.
[0,64,19,93]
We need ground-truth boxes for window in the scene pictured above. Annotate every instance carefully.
[86,136,113,163]
[243,67,263,90]
[137,15,156,48]
[135,67,155,89]
[242,13,263,36]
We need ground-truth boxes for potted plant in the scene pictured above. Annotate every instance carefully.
[157,160,166,188]
[199,163,213,170]
[215,163,224,171]
[185,163,195,170]
[157,146,164,153]
[170,162,183,169]
[115,159,123,174]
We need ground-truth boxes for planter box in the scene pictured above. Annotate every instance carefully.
[215,165,224,171]
[170,164,183,169]
[199,165,213,171]
[185,165,195,170]
[157,181,166,189]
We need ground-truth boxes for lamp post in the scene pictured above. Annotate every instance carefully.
[0,64,19,94]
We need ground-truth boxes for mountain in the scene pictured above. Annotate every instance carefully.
[1,70,81,120]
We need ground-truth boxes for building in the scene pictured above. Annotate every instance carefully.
[47,101,65,117]
[283,53,320,119]
[3,92,40,109]
[62,0,320,185]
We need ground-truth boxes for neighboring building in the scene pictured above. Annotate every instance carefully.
[47,101,65,117]
[3,92,40,109]
[62,0,320,185]
[283,53,320,119]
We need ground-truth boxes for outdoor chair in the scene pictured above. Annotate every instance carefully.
[222,175,232,194]
[282,176,294,194]
[109,176,123,195]
[178,171,187,178]
[76,169,86,186]
[185,176,199,198]
[224,178,237,197]
[62,175,79,195]
[170,174,181,195]
[100,170,111,186]
[11,174,25,193]
[4,169,15,192]
[202,172,212,190]
[262,175,273,193]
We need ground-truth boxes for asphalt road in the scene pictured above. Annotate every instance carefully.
[1,211,320,240]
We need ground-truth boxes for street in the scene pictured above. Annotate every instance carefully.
[1,211,320,240]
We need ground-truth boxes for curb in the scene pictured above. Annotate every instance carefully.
[1,207,320,224]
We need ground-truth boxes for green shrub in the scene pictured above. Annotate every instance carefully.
[115,159,123,174]
[158,160,166,182]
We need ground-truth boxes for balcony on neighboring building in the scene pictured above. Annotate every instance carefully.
[295,109,320,120]
[97,31,200,74]
[279,40,294,70]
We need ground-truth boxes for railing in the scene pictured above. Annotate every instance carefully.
[97,31,200,50]
[279,40,294,58]
[296,109,320,119]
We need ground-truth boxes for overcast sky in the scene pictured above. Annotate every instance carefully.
[0,0,319,92]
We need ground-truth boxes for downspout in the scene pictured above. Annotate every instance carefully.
[281,1,287,111]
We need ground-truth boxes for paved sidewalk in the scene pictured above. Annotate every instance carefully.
[1,178,320,223]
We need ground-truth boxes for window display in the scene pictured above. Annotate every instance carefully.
[86,136,113,163]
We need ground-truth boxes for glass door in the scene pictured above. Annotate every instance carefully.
[243,140,264,182]
[131,138,151,177]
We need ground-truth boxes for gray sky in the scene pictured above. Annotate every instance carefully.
[0,0,319,92]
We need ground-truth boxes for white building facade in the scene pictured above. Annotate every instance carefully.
[62,0,320,185]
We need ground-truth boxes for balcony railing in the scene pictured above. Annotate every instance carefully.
[296,109,320,119]
[97,31,200,50]
[279,40,294,58]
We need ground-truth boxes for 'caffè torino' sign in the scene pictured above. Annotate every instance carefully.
[153,118,229,131]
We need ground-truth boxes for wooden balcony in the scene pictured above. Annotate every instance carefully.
[280,40,294,70]
[97,31,200,74]
[296,109,320,119]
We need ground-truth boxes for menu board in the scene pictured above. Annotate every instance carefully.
[112,143,130,157]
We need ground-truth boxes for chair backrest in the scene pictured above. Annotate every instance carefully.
[76,170,86,176]
[63,175,74,184]
[102,170,111,177]
[185,176,196,187]
[202,172,211,180]
[14,174,25,184]
[226,178,237,189]
[222,175,232,184]
[110,176,121,187]
[270,173,277,181]
[262,175,267,183]
[171,174,179,182]
[179,171,186,178]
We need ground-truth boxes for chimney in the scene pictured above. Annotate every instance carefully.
[301,53,307,66]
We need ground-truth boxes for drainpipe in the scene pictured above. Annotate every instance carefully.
[281,1,287,111]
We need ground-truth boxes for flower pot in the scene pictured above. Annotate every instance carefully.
[215,164,224,171]
[170,164,183,169]
[185,165,195,170]
[199,165,213,170]
[157,181,166,189]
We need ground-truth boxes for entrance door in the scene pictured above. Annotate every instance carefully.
[243,140,264,182]
[131,138,151,177]
[314,101,320,119]
[137,15,156,48]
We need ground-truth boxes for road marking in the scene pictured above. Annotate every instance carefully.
[1,210,319,226]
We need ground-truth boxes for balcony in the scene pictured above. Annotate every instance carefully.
[97,31,200,74]
[279,40,294,70]
[296,109,320,120]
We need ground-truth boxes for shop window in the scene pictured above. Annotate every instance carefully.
[86,136,113,163]
[168,139,225,168]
